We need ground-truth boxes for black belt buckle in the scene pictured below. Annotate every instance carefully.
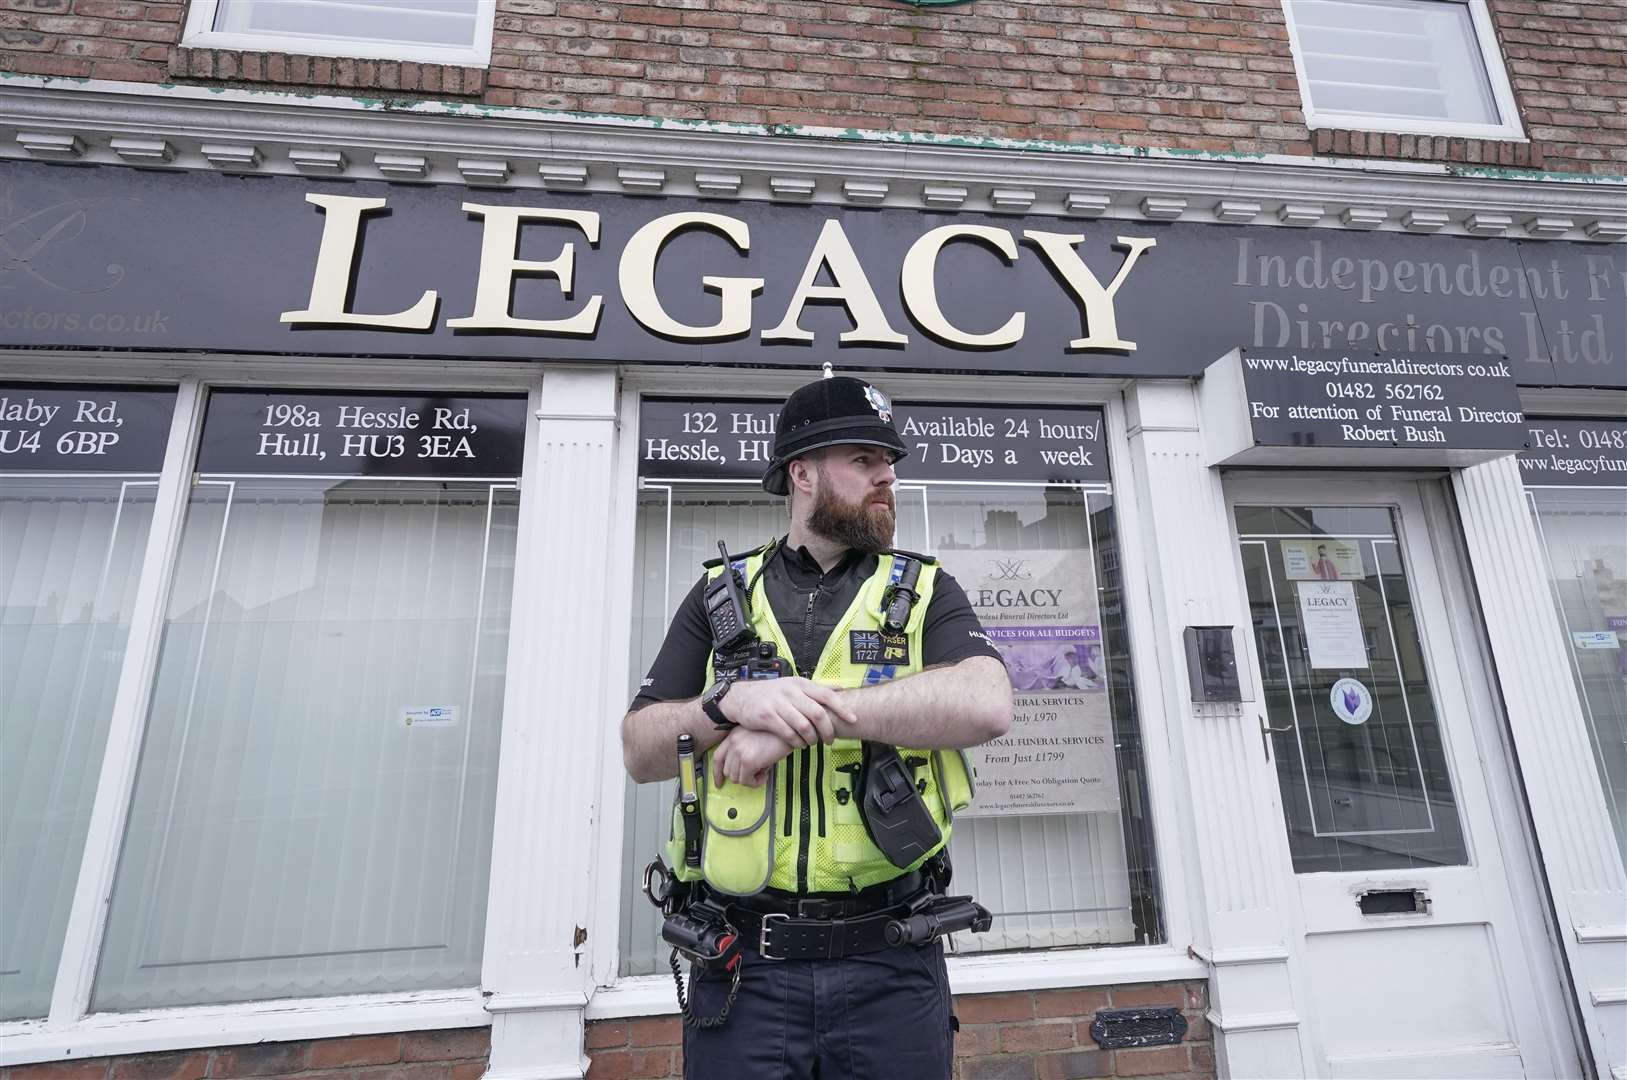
[758,912,790,961]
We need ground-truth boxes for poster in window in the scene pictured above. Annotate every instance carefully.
[1296,580,1370,670]
[1282,538,1365,581]
[937,547,1120,816]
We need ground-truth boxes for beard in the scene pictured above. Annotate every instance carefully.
[807,473,895,554]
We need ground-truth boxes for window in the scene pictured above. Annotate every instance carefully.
[1522,420,1627,870]
[1282,0,1524,139]
[182,0,495,66]
[1,384,174,1021]
[618,398,1164,976]
[91,389,524,1009]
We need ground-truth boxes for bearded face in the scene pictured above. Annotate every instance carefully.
[806,455,896,553]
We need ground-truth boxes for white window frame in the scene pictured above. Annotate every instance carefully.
[1280,0,1526,141]
[0,354,541,1066]
[181,0,496,68]
[585,366,1205,1019]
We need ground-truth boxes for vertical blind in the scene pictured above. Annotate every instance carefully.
[1289,0,1500,124]
[213,0,481,48]
[93,479,517,1010]
[1,478,157,1020]
[618,484,1161,975]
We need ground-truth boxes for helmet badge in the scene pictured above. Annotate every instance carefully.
[862,384,893,423]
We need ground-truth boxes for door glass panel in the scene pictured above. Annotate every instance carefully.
[1237,504,1467,873]
[1527,486,1627,867]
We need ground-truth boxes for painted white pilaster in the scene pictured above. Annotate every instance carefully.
[1453,455,1627,1078]
[1121,382,1307,1079]
[481,369,620,1080]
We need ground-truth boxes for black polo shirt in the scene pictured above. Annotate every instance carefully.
[629,540,1002,710]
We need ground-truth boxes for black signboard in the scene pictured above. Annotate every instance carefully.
[1,162,1621,390]
[639,398,1110,484]
[197,389,527,478]
[1519,418,1627,487]
[1203,348,1528,466]
[0,383,175,472]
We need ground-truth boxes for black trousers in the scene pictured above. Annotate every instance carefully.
[682,940,955,1079]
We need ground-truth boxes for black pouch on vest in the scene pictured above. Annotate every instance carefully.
[859,742,942,868]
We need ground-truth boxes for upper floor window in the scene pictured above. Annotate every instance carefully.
[1282,0,1524,140]
[183,0,494,67]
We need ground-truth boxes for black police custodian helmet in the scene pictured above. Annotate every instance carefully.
[762,375,909,495]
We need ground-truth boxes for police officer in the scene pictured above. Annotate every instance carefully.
[622,374,1013,1079]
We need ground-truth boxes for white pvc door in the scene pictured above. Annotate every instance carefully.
[1227,475,1576,1080]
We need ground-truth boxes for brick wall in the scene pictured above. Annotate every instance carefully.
[1,0,1621,174]
[0,1028,489,1080]
[585,981,1215,1080]
[0,983,1208,1080]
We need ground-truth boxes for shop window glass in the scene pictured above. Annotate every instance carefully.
[619,472,1162,974]
[93,390,523,1010]
[1,384,174,1021]
[1527,486,1627,867]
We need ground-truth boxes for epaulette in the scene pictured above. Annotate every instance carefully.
[702,541,774,569]
[884,548,938,566]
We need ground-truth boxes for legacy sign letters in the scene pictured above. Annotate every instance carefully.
[284,195,1154,353]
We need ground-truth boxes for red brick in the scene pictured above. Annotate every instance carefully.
[400,1029,489,1064]
[3,1062,111,1080]
[1033,988,1111,1019]
[999,1022,1077,1054]
[1111,983,1201,1010]
[583,1048,673,1080]
[956,992,1035,1024]
[1115,1045,1189,1076]
[307,1035,402,1069]
[954,1024,1000,1058]
[207,1043,307,1077]
[107,1052,208,1080]
[625,1017,681,1048]
[585,1020,629,1050]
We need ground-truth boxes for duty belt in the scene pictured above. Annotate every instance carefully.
[715,870,927,962]
[732,904,910,961]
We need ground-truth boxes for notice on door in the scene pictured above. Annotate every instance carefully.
[938,547,1119,817]
[1297,580,1370,670]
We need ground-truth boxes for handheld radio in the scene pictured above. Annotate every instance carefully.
[703,541,756,656]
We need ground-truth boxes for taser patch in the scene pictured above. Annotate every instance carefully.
[850,630,910,665]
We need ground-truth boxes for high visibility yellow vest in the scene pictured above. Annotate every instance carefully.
[667,544,976,896]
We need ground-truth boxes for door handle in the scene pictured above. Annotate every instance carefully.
[1258,715,1292,761]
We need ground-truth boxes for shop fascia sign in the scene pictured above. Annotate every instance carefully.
[281,194,1156,352]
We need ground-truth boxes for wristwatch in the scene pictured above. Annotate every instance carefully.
[701,678,737,730]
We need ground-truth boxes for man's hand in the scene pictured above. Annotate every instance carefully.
[712,728,797,787]
[720,676,857,749]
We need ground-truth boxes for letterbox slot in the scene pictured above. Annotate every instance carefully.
[1358,888,1429,915]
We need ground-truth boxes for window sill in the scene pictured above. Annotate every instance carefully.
[586,944,1206,1020]
[0,987,487,1066]
[1312,128,1543,169]
[167,47,486,98]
